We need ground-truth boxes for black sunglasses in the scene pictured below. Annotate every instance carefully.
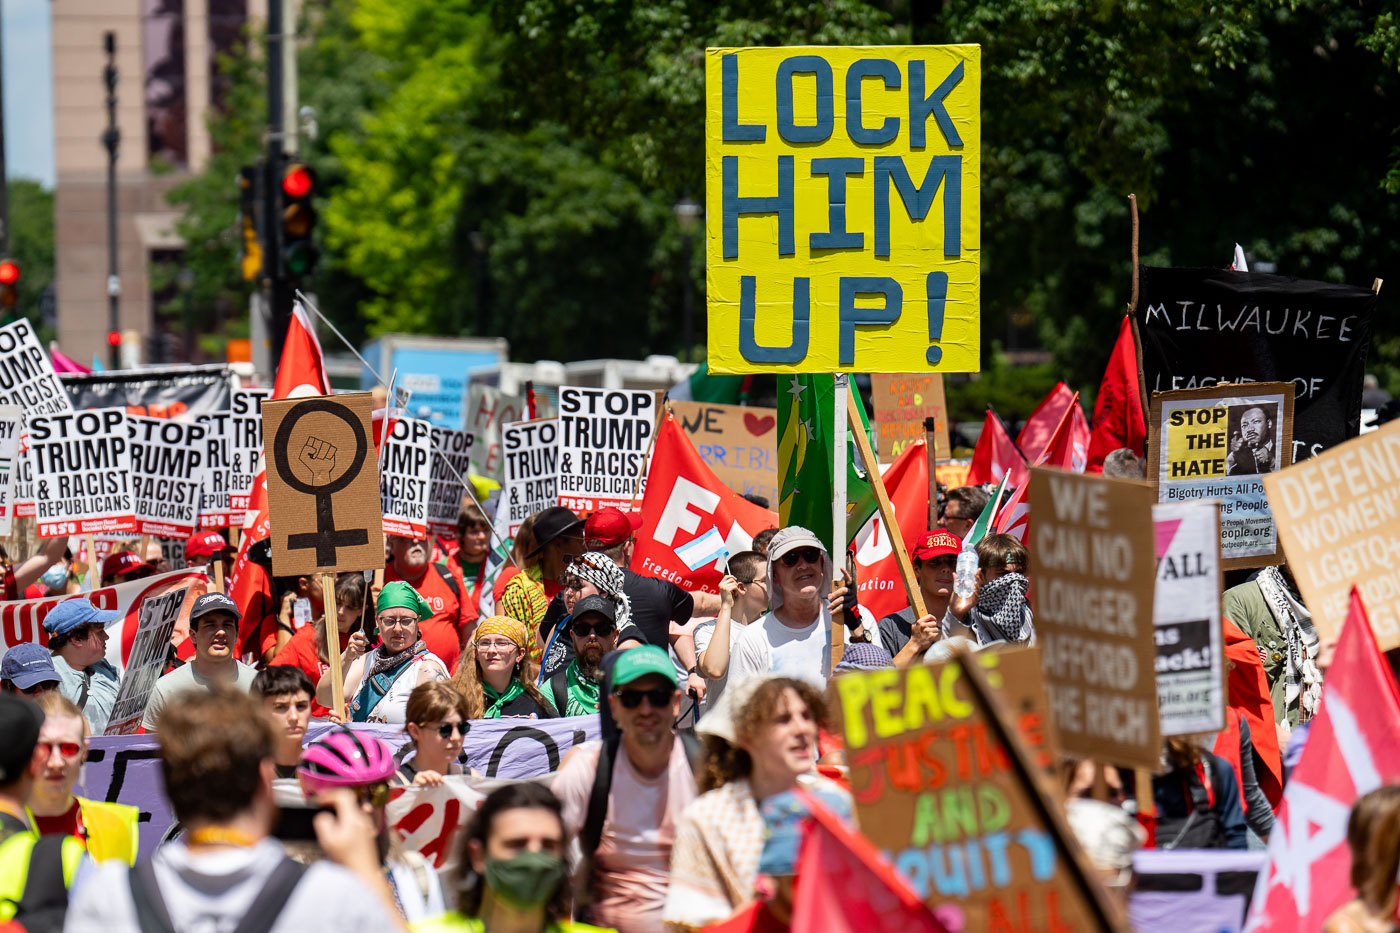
[573,621,615,638]
[615,687,677,709]
[780,546,823,567]
[435,722,466,739]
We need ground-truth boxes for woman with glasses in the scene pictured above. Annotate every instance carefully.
[299,729,446,922]
[317,581,450,724]
[395,682,474,787]
[452,616,558,719]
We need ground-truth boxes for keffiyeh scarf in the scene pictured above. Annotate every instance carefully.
[969,572,1034,644]
[1257,566,1322,721]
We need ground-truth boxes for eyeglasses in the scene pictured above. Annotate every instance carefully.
[615,687,677,710]
[433,722,466,739]
[38,741,82,759]
[573,621,615,638]
[378,615,417,629]
[476,639,518,654]
[779,547,823,567]
[356,781,391,809]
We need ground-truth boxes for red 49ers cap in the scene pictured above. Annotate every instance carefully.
[911,530,962,561]
[584,507,642,550]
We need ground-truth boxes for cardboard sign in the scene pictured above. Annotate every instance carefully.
[29,408,137,537]
[463,384,526,481]
[1030,467,1161,770]
[127,415,209,538]
[872,373,951,462]
[230,387,270,511]
[1264,420,1400,650]
[835,647,1124,931]
[704,46,981,375]
[1149,383,1294,570]
[1136,267,1375,462]
[104,584,192,734]
[380,416,434,538]
[426,427,477,538]
[556,386,656,512]
[195,410,240,528]
[498,418,558,538]
[670,401,778,505]
[0,406,23,536]
[263,393,386,575]
[1152,501,1226,736]
[0,319,73,415]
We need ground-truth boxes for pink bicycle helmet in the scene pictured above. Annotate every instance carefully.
[298,729,397,793]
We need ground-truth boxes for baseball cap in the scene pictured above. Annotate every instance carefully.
[610,645,678,690]
[43,598,121,637]
[526,506,584,557]
[572,594,617,625]
[584,507,642,550]
[0,644,59,691]
[912,530,961,561]
[190,592,241,624]
[101,551,154,581]
[0,694,43,783]
[185,530,232,563]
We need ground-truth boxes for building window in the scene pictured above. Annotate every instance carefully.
[144,0,188,168]
[208,0,247,113]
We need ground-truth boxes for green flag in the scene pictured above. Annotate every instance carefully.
[669,359,747,404]
[962,474,1007,549]
[777,374,877,554]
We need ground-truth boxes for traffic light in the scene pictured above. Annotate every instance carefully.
[279,160,318,278]
[238,166,262,282]
[0,260,19,310]
[106,330,121,347]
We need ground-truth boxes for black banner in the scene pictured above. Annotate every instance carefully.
[60,365,233,418]
[1136,267,1376,461]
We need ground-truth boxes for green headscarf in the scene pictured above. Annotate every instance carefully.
[376,580,432,619]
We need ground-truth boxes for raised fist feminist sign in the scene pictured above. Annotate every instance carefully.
[263,393,385,575]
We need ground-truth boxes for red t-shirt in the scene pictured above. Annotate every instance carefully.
[446,553,488,624]
[385,562,463,674]
[33,799,82,839]
[271,625,351,718]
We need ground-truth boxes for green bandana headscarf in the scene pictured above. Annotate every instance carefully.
[377,581,432,619]
[482,679,525,718]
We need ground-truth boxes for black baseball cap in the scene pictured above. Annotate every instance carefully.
[572,595,617,624]
[0,694,43,784]
[190,592,241,625]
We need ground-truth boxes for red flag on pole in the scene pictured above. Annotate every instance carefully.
[852,438,929,621]
[1017,381,1075,463]
[1086,315,1147,473]
[965,409,1026,487]
[272,301,331,399]
[1039,393,1091,473]
[1244,590,1400,932]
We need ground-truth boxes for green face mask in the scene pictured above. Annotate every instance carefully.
[484,850,566,909]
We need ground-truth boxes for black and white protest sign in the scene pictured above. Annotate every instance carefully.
[230,387,270,512]
[29,408,136,537]
[105,585,190,735]
[381,416,434,539]
[0,406,23,536]
[556,386,655,512]
[499,418,558,538]
[0,320,72,415]
[128,415,209,538]
[196,410,239,528]
[60,363,231,417]
[1136,266,1376,462]
[1152,501,1226,736]
[427,427,476,538]
[13,434,33,519]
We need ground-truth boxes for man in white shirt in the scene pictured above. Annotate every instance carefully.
[729,527,834,687]
[693,550,768,708]
[143,593,259,731]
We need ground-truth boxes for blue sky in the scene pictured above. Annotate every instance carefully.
[4,0,53,187]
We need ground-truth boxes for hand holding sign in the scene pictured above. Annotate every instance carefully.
[300,436,338,484]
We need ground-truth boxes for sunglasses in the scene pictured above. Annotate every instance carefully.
[356,781,391,809]
[38,741,82,759]
[573,621,615,638]
[780,547,823,567]
[433,722,466,739]
[615,687,677,710]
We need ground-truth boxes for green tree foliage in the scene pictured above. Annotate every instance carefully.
[6,180,55,329]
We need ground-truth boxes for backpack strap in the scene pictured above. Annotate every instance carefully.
[435,563,460,601]
[551,670,569,717]
[14,834,71,922]
[230,857,307,933]
[128,860,177,933]
[581,736,619,858]
[678,731,704,778]
[77,671,91,711]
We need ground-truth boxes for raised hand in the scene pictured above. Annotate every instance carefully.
[299,436,338,483]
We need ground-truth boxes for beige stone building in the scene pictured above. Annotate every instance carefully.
[51,0,265,365]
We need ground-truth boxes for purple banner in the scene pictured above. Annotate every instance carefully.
[1130,849,1268,933]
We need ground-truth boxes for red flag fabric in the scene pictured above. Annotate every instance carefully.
[1017,381,1075,463]
[1039,393,1091,474]
[1244,590,1400,931]
[853,439,929,622]
[965,409,1026,487]
[790,790,948,933]
[1213,617,1284,807]
[1086,315,1147,473]
[271,302,331,400]
[631,413,776,594]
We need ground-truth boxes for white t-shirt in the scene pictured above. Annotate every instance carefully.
[692,616,748,709]
[142,660,260,731]
[729,608,831,687]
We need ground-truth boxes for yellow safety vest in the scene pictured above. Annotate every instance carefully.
[0,827,86,921]
[412,913,613,933]
[76,797,140,865]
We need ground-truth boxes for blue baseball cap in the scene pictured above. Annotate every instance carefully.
[42,598,121,637]
[0,644,59,690]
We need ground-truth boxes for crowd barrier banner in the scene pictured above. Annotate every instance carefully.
[1130,849,1267,933]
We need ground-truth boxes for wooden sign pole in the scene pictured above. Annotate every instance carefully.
[320,572,345,718]
[847,391,927,618]
[923,418,938,528]
[138,534,151,565]
[84,533,97,589]
[212,560,224,593]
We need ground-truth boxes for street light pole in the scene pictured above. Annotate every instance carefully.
[673,196,701,361]
[265,0,289,366]
[102,32,120,369]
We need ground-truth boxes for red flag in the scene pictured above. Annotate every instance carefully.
[853,439,929,621]
[272,302,331,400]
[1039,393,1091,473]
[631,413,776,593]
[1086,316,1147,473]
[1245,590,1400,932]
[1017,381,1074,463]
[1214,617,1284,807]
[965,409,1026,487]
[790,790,948,933]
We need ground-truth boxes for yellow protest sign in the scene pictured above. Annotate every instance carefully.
[705,46,981,375]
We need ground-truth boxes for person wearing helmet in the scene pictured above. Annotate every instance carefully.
[316,582,450,724]
[299,729,446,922]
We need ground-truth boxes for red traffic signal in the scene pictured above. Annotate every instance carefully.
[106,330,121,347]
[281,164,314,199]
[0,260,19,286]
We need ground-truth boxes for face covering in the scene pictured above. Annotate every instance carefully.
[40,565,68,590]
[484,850,566,909]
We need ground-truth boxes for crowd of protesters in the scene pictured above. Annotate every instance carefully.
[0,445,1391,933]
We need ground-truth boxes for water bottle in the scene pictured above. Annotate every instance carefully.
[953,549,978,599]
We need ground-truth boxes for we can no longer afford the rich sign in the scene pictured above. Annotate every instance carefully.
[29,408,136,537]
[705,46,980,375]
